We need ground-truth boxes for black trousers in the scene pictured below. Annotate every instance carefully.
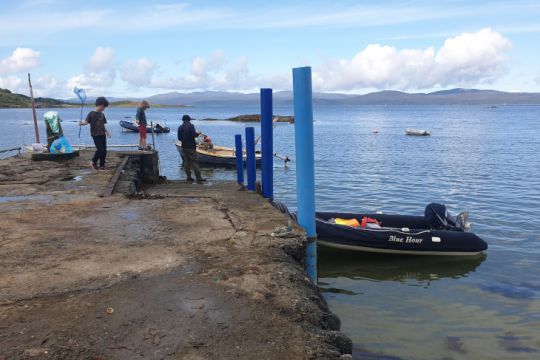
[92,135,107,167]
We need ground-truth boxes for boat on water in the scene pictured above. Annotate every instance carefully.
[175,141,262,166]
[405,128,431,136]
[119,120,170,134]
[315,204,487,256]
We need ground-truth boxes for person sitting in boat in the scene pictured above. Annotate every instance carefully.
[201,134,213,150]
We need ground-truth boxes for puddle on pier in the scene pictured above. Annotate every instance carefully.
[60,175,83,182]
[0,194,54,204]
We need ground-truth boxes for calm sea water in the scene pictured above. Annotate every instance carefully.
[1,104,540,359]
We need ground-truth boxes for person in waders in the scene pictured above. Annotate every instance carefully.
[177,114,206,183]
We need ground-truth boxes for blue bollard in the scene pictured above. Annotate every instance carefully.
[261,88,273,199]
[235,134,244,187]
[292,66,317,284]
[245,127,256,191]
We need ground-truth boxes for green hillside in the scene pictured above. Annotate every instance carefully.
[0,88,73,108]
[0,88,29,107]
[108,100,187,108]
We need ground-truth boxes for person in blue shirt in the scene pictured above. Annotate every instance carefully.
[177,114,206,183]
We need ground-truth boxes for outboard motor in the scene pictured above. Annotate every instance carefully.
[425,203,469,231]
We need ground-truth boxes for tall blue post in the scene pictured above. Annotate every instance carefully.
[260,88,273,199]
[245,127,256,191]
[235,134,244,187]
[293,66,317,284]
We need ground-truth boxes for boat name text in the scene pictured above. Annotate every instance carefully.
[388,235,423,244]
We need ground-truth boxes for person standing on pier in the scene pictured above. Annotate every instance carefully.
[177,114,206,183]
[80,96,110,171]
[135,100,151,151]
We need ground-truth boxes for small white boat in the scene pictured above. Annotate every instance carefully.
[405,128,431,136]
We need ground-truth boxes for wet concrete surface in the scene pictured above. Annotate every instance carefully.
[0,151,351,359]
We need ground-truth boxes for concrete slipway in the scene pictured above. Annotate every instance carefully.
[0,150,352,359]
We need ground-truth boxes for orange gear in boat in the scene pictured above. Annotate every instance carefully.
[335,218,361,227]
[361,217,381,228]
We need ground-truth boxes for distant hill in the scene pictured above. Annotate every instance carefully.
[147,91,258,105]
[0,88,73,108]
[65,96,140,104]
[146,90,359,106]
[3,87,540,108]
[146,88,540,106]
[0,89,185,108]
[345,88,540,105]
[107,100,188,108]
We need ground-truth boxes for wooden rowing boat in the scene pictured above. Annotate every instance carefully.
[175,141,261,166]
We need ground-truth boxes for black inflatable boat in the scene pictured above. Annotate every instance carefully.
[119,120,170,133]
[316,204,487,256]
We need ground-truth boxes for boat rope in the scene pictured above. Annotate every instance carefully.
[270,199,297,222]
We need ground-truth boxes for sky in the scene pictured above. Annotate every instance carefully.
[0,0,539,98]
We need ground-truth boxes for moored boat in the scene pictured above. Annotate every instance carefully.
[175,141,262,166]
[119,120,170,133]
[405,128,431,136]
[316,207,487,256]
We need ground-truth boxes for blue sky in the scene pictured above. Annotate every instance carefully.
[0,0,539,98]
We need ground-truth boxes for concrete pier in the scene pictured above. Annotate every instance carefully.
[0,150,351,359]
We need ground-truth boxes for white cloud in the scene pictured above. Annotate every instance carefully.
[0,5,226,39]
[121,58,156,87]
[223,56,252,88]
[0,48,41,74]
[313,28,512,91]
[0,74,71,98]
[148,51,291,92]
[0,10,112,39]
[67,71,115,95]
[150,53,257,91]
[62,47,118,96]
[86,47,115,72]
[0,2,525,34]
[32,75,68,98]
[0,76,24,92]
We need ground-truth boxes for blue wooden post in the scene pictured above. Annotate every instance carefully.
[293,66,317,284]
[261,88,273,199]
[235,134,244,187]
[245,127,256,191]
